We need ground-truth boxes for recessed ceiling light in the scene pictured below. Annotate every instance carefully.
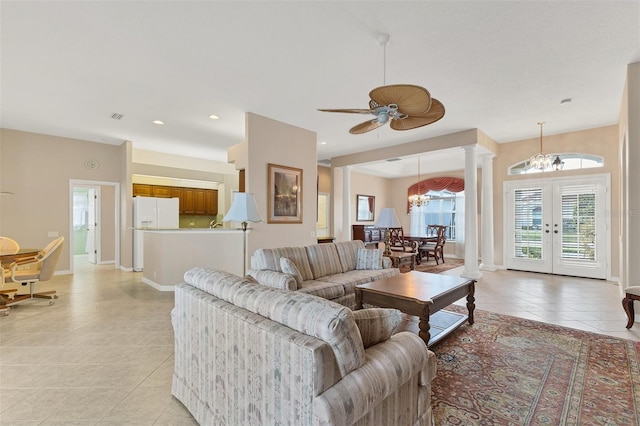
[560,98,572,104]
[208,114,220,120]
[320,141,327,145]
[153,120,164,125]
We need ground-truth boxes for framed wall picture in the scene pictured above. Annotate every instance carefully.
[356,194,375,222]
[268,163,303,223]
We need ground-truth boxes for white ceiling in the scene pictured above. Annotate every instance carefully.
[2,1,639,178]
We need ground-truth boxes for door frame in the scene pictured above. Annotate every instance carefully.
[69,179,121,273]
[503,173,611,280]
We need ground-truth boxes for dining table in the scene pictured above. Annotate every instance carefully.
[0,248,40,267]
[404,235,438,264]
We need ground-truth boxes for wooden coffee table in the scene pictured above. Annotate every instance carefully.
[355,271,475,347]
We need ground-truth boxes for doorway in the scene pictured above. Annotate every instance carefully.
[69,180,120,273]
[504,174,610,279]
[72,186,99,263]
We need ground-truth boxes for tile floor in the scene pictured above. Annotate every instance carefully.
[1,257,639,424]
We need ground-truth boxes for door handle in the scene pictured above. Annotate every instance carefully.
[554,230,558,234]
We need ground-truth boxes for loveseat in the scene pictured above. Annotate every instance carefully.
[172,267,436,425]
[247,240,399,309]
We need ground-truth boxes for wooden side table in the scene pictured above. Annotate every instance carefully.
[385,252,416,270]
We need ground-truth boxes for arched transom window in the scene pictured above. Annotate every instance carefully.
[509,153,604,175]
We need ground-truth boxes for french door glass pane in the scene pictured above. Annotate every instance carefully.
[560,192,596,261]
[513,188,543,259]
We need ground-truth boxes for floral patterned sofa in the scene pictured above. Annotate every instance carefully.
[172,267,436,425]
[247,240,399,309]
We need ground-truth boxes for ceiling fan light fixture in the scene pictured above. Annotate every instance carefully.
[318,33,444,135]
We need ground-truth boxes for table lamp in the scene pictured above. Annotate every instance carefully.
[223,192,263,276]
[374,207,400,256]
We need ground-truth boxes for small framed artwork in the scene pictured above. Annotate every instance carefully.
[356,194,375,222]
[268,163,303,223]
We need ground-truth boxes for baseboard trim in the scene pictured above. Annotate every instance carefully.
[142,277,176,292]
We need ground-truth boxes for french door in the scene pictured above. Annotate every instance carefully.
[504,175,609,279]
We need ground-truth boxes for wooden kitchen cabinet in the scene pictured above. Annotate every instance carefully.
[194,190,206,214]
[205,190,218,215]
[152,186,172,198]
[182,188,195,213]
[133,184,153,197]
[171,187,184,211]
[132,184,217,215]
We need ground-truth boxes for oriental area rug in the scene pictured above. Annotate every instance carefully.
[400,257,464,274]
[430,308,640,425]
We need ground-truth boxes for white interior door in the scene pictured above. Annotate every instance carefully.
[505,175,608,279]
[86,188,98,264]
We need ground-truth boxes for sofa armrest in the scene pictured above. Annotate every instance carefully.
[313,332,433,425]
[246,269,297,291]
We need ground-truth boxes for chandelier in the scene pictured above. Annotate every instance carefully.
[529,121,553,170]
[409,156,430,208]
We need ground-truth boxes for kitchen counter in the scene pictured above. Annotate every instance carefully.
[131,227,229,231]
[141,229,245,290]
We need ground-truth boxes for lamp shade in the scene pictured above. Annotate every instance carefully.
[223,192,263,224]
[374,207,400,228]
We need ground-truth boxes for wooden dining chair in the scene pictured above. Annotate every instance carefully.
[419,225,447,264]
[387,227,418,254]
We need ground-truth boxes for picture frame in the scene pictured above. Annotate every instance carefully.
[267,163,303,223]
[356,194,375,222]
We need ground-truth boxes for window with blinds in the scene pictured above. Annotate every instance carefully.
[560,189,596,261]
[513,188,543,259]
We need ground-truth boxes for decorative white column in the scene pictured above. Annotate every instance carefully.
[462,145,482,280]
[479,153,497,271]
[342,166,351,242]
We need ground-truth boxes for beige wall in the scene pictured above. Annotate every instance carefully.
[0,129,124,272]
[350,172,391,227]
[494,125,620,274]
[0,129,239,274]
[318,165,331,193]
[244,113,318,254]
[100,185,116,263]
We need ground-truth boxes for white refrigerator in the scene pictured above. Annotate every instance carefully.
[133,196,180,271]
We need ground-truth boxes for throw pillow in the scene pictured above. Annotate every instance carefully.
[280,257,304,287]
[355,248,383,270]
[352,308,402,348]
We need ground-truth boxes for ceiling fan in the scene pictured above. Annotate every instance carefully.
[318,34,445,134]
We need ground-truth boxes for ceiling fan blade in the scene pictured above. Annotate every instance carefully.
[390,98,445,131]
[369,84,432,116]
[349,119,384,134]
[317,108,374,114]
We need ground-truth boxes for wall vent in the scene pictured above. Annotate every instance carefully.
[318,159,331,165]
[111,113,124,120]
